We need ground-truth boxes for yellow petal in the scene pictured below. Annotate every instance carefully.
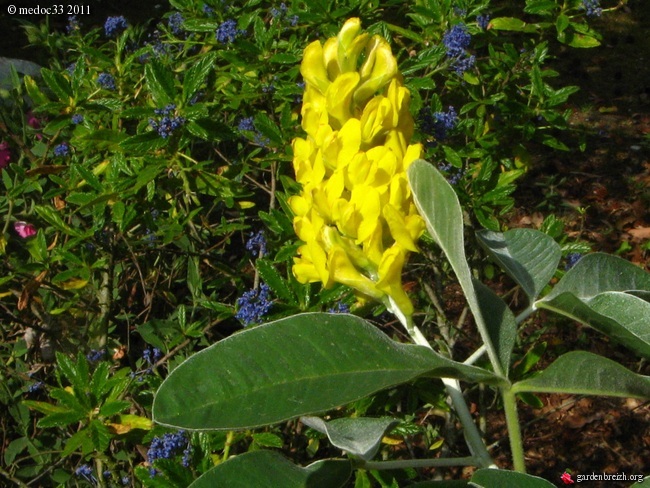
[376,245,413,316]
[328,245,384,300]
[326,72,360,128]
[355,36,398,105]
[301,41,330,94]
[383,204,418,252]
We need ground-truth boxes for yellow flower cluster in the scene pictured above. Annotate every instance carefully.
[290,18,424,316]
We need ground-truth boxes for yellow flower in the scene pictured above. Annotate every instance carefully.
[291,18,424,316]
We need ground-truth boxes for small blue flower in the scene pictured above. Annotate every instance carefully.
[216,19,245,44]
[272,3,287,17]
[452,53,475,75]
[235,283,273,326]
[419,106,458,141]
[105,16,128,37]
[97,73,116,91]
[438,162,463,185]
[86,349,105,362]
[238,117,255,132]
[443,24,471,58]
[72,114,84,124]
[245,230,268,257]
[202,4,214,16]
[477,14,490,30]
[149,105,185,138]
[75,464,96,484]
[168,12,184,35]
[54,142,70,157]
[581,0,602,17]
[565,253,583,270]
[67,15,80,33]
[27,381,44,393]
[328,302,350,314]
[121,476,130,486]
[147,431,189,476]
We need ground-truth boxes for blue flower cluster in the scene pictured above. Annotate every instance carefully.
[86,349,105,362]
[438,162,463,185]
[147,430,191,476]
[442,24,475,75]
[419,106,458,141]
[235,283,273,326]
[97,73,116,91]
[270,3,299,26]
[168,12,185,35]
[328,302,350,314]
[477,14,490,30]
[67,15,80,33]
[149,104,186,138]
[27,381,44,393]
[142,346,162,368]
[54,142,70,157]
[237,117,270,147]
[104,16,128,38]
[216,19,246,44]
[246,230,268,257]
[443,24,471,57]
[75,464,96,484]
[565,253,583,270]
[581,0,602,17]
[72,114,84,124]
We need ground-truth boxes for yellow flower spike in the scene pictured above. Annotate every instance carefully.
[301,41,331,94]
[328,246,385,300]
[292,19,423,319]
[326,72,360,128]
[376,245,413,316]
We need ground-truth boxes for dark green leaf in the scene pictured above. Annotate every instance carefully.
[470,468,556,487]
[474,281,516,375]
[38,411,87,428]
[408,160,505,377]
[183,52,217,103]
[99,401,131,417]
[476,228,561,304]
[301,416,398,461]
[119,132,168,154]
[89,419,111,451]
[189,450,352,488]
[145,60,176,106]
[512,351,650,398]
[41,68,72,101]
[153,313,499,431]
[257,259,297,305]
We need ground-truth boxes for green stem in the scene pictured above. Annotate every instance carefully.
[222,431,235,463]
[501,389,526,472]
[359,456,477,471]
[386,297,496,469]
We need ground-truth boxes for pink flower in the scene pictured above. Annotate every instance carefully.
[0,141,10,170]
[26,111,41,129]
[26,111,43,140]
[14,221,37,238]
